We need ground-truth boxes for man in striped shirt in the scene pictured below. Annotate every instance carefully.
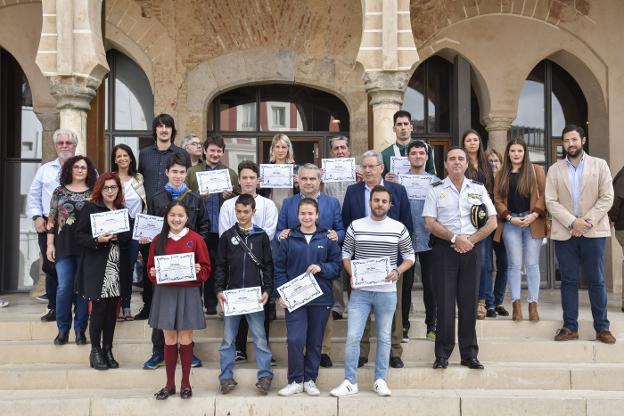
[330,185,415,397]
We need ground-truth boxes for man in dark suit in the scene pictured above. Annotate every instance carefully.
[342,150,413,368]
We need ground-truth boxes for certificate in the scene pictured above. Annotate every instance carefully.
[196,169,233,195]
[90,208,130,238]
[222,286,263,316]
[260,164,293,188]
[277,272,323,312]
[321,158,356,182]
[351,257,392,289]
[132,213,164,241]
[390,156,411,174]
[154,252,196,285]
[398,174,434,200]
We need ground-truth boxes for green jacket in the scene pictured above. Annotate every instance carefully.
[185,162,240,205]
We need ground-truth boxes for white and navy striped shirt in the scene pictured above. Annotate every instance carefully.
[342,216,415,292]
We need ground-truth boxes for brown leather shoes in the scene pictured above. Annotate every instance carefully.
[512,300,522,321]
[528,302,539,321]
[476,300,486,320]
[554,327,579,341]
[596,330,616,344]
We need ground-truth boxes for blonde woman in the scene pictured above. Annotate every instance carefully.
[260,133,299,211]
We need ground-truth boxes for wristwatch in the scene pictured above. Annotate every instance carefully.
[450,234,457,244]
[506,215,513,223]
[32,215,42,221]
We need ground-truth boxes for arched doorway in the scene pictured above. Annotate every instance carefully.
[207,84,349,168]
[0,48,43,292]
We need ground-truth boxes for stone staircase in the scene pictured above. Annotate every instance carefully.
[0,291,623,416]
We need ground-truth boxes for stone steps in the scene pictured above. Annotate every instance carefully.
[1,362,623,391]
[0,388,622,416]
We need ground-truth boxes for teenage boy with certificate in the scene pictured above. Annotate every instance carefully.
[214,194,274,395]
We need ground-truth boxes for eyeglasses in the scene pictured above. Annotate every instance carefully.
[187,142,202,148]
[362,164,381,170]
[102,185,119,192]
[72,165,87,171]
[56,141,76,146]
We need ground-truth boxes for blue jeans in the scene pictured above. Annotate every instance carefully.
[55,255,88,333]
[122,239,140,311]
[554,237,610,332]
[219,311,273,381]
[492,239,508,306]
[478,235,495,308]
[285,305,330,383]
[344,290,396,383]
[502,212,542,302]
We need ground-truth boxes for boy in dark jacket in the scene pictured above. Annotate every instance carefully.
[215,194,274,395]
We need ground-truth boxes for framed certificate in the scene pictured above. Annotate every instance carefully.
[321,158,356,182]
[277,272,323,312]
[351,257,392,289]
[260,164,294,188]
[90,208,130,238]
[398,174,434,200]
[132,213,164,241]
[222,286,263,316]
[154,252,196,285]
[196,169,233,195]
[390,156,411,175]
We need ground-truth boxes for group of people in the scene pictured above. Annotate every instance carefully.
[22,109,621,399]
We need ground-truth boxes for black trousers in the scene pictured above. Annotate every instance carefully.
[432,240,480,361]
[37,222,57,310]
[139,243,153,308]
[203,233,219,309]
[402,250,436,331]
[90,297,119,348]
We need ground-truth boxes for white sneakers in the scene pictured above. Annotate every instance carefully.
[303,380,320,396]
[278,382,303,396]
[330,379,359,397]
[373,378,391,396]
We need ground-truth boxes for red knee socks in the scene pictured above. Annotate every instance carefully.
[179,343,193,389]
[164,344,178,391]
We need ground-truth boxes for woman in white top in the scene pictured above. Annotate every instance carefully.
[112,144,147,320]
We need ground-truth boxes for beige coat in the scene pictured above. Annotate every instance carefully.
[545,154,613,241]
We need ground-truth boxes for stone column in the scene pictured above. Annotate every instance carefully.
[484,116,513,153]
[364,71,410,151]
[49,76,98,156]
[34,110,60,163]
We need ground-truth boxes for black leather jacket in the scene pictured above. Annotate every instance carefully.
[147,189,211,239]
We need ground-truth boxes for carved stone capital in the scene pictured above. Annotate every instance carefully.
[483,115,514,132]
[363,70,411,94]
[49,76,97,112]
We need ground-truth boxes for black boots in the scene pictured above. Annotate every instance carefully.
[75,331,88,345]
[90,347,109,370]
[53,331,69,345]
[103,346,119,368]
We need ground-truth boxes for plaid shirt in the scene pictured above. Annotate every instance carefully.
[138,143,190,202]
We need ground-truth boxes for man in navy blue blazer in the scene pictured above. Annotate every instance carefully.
[342,150,413,369]
[276,164,345,244]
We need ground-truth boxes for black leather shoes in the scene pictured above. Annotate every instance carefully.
[320,353,333,368]
[389,356,404,368]
[75,331,88,345]
[460,358,484,369]
[41,309,56,322]
[357,356,368,368]
[154,387,176,400]
[103,346,119,368]
[180,387,192,399]
[90,347,109,370]
[53,331,69,345]
[432,358,448,369]
[134,307,150,321]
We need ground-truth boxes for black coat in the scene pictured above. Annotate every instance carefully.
[147,189,211,239]
[75,202,132,301]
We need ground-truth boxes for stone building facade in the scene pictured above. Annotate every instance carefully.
[1,0,623,298]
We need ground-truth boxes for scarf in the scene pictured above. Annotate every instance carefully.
[164,182,188,200]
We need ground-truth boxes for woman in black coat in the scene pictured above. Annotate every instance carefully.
[75,172,131,370]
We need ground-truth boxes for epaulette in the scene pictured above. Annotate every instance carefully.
[431,180,443,187]
[469,179,484,186]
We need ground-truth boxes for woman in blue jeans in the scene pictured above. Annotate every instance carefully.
[46,155,97,345]
[494,138,547,321]
[275,198,341,397]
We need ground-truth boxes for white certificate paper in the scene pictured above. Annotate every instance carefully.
[90,209,130,238]
[390,156,411,174]
[223,286,263,316]
[260,164,294,188]
[155,252,196,285]
[351,257,392,289]
[398,174,433,200]
[322,158,356,182]
[196,169,233,195]
[132,213,164,241]
[277,272,323,312]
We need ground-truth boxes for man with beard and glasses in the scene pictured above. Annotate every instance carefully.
[545,124,616,344]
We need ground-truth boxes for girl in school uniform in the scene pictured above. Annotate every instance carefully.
[147,200,210,400]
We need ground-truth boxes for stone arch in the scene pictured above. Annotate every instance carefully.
[104,23,154,91]
[183,47,368,155]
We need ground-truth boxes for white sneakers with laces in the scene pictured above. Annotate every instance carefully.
[303,380,320,396]
[278,382,303,396]
[373,379,391,396]
[330,379,359,397]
